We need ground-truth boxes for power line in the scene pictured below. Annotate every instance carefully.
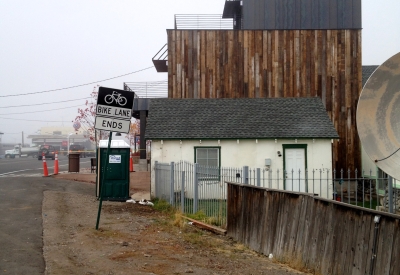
[0,116,64,122]
[0,104,84,116]
[0,66,154,98]
[0,79,166,109]
[0,97,92,108]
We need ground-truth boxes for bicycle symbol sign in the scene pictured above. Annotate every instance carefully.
[97,87,134,109]
[104,91,127,106]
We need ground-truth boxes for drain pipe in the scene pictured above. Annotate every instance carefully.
[369,215,381,275]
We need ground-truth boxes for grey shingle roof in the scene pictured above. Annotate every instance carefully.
[362,65,379,88]
[145,97,339,140]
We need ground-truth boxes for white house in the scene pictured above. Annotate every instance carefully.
[145,97,339,199]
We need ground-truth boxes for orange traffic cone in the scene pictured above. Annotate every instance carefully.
[129,151,134,172]
[42,153,49,177]
[54,151,59,175]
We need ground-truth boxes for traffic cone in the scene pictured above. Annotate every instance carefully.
[42,153,49,177]
[54,151,59,175]
[129,151,134,172]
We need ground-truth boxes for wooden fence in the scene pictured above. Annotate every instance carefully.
[226,182,400,275]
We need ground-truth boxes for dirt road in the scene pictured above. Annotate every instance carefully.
[42,185,311,275]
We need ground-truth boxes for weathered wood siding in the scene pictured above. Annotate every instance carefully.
[227,182,400,275]
[167,29,362,171]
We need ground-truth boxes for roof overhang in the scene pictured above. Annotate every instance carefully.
[222,0,241,18]
[132,98,151,119]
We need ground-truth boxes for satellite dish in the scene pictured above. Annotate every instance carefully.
[357,52,400,180]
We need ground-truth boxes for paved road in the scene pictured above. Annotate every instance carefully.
[0,176,94,274]
[0,155,92,177]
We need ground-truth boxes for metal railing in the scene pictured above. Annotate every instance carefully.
[154,161,400,227]
[174,14,238,30]
[152,43,167,61]
[151,43,168,73]
[333,169,400,213]
[123,81,167,98]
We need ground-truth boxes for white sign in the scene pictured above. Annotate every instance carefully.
[95,117,131,133]
[109,155,121,163]
[96,104,132,119]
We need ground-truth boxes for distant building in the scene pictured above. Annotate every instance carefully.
[27,126,93,151]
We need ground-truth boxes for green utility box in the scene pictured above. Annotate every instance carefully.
[96,140,130,201]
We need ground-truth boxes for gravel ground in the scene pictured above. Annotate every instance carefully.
[42,189,311,275]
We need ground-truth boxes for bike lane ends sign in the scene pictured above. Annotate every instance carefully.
[95,117,131,133]
[95,87,135,133]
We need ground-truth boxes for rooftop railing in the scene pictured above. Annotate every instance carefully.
[174,14,241,30]
[124,81,167,98]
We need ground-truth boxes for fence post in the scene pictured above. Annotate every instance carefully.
[181,171,185,213]
[388,175,393,214]
[170,162,175,206]
[154,161,158,198]
[194,163,198,213]
[256,168,261,187]
[243,166,249,184]
[326,169,329,199]
[347,169,351,204]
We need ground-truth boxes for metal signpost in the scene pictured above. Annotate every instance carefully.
[95,87,135,230]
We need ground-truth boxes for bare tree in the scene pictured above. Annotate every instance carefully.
[74,86,107,143]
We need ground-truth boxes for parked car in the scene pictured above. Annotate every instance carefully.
[38,145,56,160]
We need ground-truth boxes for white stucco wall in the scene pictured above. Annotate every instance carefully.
[150,138,334,199]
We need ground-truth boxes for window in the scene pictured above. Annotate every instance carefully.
[195,147,220,180]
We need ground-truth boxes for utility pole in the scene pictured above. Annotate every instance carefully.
[0,132,3,153]
[22,131,24,147]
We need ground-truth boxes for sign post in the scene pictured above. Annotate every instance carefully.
[95,87,135,230]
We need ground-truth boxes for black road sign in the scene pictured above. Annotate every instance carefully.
[95,87,136,133]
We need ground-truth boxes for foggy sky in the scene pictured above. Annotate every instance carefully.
[0,0,399,144]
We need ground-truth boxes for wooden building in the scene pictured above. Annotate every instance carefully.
[155,0,362,170]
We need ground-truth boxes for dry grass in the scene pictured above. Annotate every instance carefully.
[172,211,185,228]
[275,253,320,275]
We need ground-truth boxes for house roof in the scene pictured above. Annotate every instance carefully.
[145,97,339,140]
[362,65,379,87]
